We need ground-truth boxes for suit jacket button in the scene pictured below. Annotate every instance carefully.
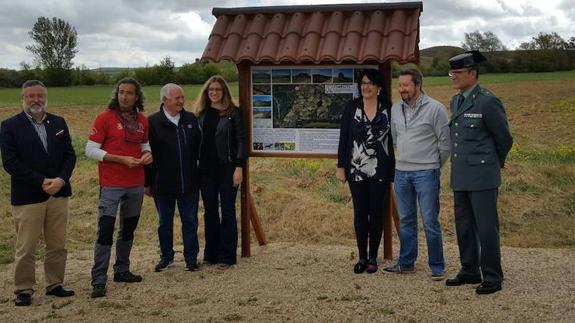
[454,143,458,147]
[455,133,459,137]
[470,124,474,128]
[481,160,485,164]
[454,153,458,157]
[455,122,459,126]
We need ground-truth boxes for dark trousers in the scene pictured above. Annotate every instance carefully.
[348,179,389,260]
[200,166,238,265]
[153,190,199,266]
[92,187,143,286]
[454,189,503,285]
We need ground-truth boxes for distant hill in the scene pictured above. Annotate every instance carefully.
[420,46,464,57]
[418,46,465,71]
[90,67,127,75]
[416,46,575,75]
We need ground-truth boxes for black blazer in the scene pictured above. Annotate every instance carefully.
[0,112,76,205]
[198,107,247,167]
[146,107,201,196]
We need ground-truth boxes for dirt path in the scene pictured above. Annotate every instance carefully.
[0,242,574,322]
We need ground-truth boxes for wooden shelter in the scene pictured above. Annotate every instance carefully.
[201,2,423,257]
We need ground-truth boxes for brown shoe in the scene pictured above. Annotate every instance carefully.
[383,263,414,273]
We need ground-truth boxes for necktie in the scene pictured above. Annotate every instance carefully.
[454,94,465,114]
[457,94,465,109]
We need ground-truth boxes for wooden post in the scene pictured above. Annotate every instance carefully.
[238,62,251,257]
[380,60,396,260]
[248,191,267,245]
[390,190,400,238]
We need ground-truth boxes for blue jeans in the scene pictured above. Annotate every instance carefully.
[153,190,199,266]
[200,166,238,265]
[394,169,445,274]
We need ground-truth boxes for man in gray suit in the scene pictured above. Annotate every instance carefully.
[445,51,513,295]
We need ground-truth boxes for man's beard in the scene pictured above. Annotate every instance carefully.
[400,92,412,102]
[119,102,135,112]
[24,101,47,116]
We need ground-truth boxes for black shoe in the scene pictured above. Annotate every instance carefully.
[445,275,482,286]
[113,271,143,283]
[154,259,173,272]
[91,284,106,298]
[217,263,232,270]
[476,282,502,295]
[366,258,378,274]
[46,286,75,297]
[185,263,199,271]
[204,258,218,266]
[353,259,367,274]
[14,293,31,306]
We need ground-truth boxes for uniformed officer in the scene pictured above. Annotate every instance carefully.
[445,51,513,295]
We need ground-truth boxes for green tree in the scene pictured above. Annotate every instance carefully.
[177,63,204,84]
[26,17,78,69]
[462,30,506,51]
[156,56,176,84]
[519,32,568,50]
[26,17,78,86]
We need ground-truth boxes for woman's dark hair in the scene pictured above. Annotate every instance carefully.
[358,69,390,107]
[108,77,145,111]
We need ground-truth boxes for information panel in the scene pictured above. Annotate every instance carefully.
[251,65,376,154]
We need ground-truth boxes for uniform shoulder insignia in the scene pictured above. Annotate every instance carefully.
[479,88,494,97]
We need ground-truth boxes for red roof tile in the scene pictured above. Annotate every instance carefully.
[201,2,422,65]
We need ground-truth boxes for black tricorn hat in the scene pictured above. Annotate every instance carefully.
[449,50,487,69]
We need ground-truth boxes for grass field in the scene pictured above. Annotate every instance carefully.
[1,70,573,107]
[0,84,240,108]
[0,71,574,265]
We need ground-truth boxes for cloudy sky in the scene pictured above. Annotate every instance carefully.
[0,0,573,69]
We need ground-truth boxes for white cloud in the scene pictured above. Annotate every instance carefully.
[0,0,573,70]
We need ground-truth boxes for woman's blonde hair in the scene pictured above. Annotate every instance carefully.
[193,75,237,117]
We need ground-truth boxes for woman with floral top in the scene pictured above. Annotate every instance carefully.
[336,69,395,274]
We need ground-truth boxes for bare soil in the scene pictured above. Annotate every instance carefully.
[0,242,573,322]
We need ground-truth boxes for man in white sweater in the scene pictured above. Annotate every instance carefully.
[384,68,451,280]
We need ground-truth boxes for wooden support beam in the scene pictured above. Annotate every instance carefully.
[248,191,267,246]
[238,62,251,257]
[380,60,397,260]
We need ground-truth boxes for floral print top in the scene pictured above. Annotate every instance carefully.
[349,101,393,182]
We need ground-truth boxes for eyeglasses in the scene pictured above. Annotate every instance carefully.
[448,69,471,77]
[360,81,376,86]
[23,94,46,100]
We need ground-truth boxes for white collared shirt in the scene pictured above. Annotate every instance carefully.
[163,109,180,125]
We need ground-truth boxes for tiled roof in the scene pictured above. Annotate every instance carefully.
[201,2,422,65]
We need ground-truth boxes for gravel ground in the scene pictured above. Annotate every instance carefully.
[0,242,574,322]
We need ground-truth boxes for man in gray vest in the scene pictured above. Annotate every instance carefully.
[445,51,513,295]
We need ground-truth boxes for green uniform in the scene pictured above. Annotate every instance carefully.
[449,84,513,285]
